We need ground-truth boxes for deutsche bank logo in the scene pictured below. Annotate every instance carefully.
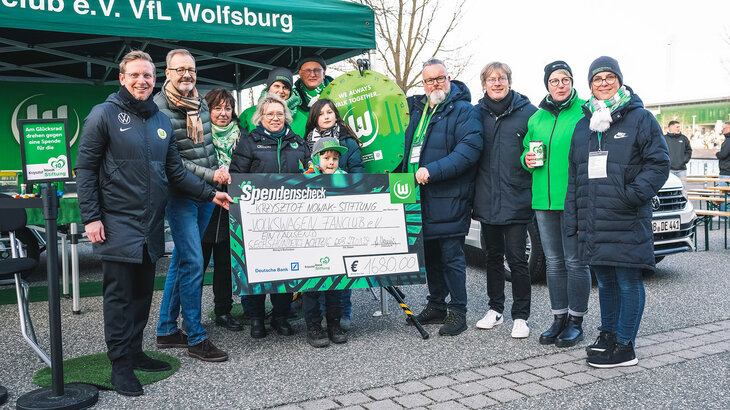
[291,262,300,271]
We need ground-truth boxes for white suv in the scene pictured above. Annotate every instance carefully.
[465,173,696,282]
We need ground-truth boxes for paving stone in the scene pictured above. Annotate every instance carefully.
[458,394,498,408]
[341,407,366,410]
[655,329,695,340]
[697,323,724,332]
[300,399,340,410]
[422,387,461,403]
[394,381,431,394]
[566,349,588,359]
[450,382,489,396]
[503,371,541,384]
[495,361,532,372]
[615,365,646,375]
[710,341,730,351]
[473,366,507,378]
[363,399,403,410]
[635,334,661,345]
[336,392,373,406]
[694,344,726,355]
[637,358,665,369]
[512,382,553,397]
[674,338,705,348]
[428,401,469,410]
[551,362,588,375]
[586,368,623,380]
[528,366,563,379]
[270,405,303,410]
[562,372,601,385]
[450,370,483,383]
[422,375,458,388]
[539,377,577,390]
[365,386,401,401]
[679,326,710,335]
[392,393,433,408]
[652,353,685,365]
[477,376,517,391]
[486,388,526,403]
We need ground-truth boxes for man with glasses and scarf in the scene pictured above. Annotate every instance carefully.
[294,55,333,113]
[403,58,482,336]
[154,49,231,362]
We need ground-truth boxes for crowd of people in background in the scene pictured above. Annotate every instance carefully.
[76,48,675,396]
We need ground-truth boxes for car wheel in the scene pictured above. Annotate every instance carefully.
[505,219,546,284]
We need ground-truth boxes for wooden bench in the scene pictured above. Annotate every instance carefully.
[694,210,730,250]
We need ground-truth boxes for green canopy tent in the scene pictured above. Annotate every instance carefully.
[0,0,375,88]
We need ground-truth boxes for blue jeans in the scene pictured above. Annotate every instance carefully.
[720,175,730,212]
[157,197,215,346]
[592,265,645,345]
[535,210,591,316]
[424,237,467,315]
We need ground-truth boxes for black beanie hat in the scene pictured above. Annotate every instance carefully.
[588,56,623,87]
[266,67,293,89]
[543,60,572,90]
[296,55,326,71]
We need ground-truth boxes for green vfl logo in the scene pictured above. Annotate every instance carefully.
[389,173,416,204]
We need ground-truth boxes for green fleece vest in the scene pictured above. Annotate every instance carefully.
[520,94,586,210]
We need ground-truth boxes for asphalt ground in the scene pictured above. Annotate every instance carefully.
[0,224,728,409]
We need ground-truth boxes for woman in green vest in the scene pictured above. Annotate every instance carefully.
[521,61,590,348]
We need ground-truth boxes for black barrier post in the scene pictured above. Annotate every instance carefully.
[16,184,98,410]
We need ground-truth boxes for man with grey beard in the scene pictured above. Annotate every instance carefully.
[402,59,483,336]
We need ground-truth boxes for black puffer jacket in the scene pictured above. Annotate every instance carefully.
[564,89,669,271]
[473,91,537,225]
[154,91,218,197]
[76,91,214,263]
[716,135,730,175]
[229,125,310,174]
[664,132,692,171]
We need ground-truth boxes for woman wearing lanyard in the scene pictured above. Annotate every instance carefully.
[565,56,669,368]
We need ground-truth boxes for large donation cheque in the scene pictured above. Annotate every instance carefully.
[229,173,426,295]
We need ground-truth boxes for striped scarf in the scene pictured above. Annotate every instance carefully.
[163,80,205,144]
[587,86,631,132]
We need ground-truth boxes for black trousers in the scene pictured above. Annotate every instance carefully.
[303,290,342,321]
[102,246,155,362]
[201,240,233,316]
[481,223,531,320]
[245,293,292,320]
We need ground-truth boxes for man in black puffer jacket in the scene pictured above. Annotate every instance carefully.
[402,59,483,337]
[76,51,231,396]
[154,49,231,363]
[565,56,669,369]
[664,120,692,185]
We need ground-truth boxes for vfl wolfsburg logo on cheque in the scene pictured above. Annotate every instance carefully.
[321,70,409,173]
[388,173,416,204]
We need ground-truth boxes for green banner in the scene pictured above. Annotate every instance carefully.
[321,70,409,173]
[0,0,375,49]
[0,82,116,172]
[19,118,72,182]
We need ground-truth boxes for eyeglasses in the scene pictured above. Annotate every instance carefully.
[548,77,572,87]
[169,67,197,76]
[592,74,617,86]
[423,76,447,85]
[212,106,233,113]
[300,68,323,76]
[123,72,154,80]
[264,112,285,120]
[485,76,508,85]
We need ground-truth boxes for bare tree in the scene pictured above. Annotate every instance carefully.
[354,0,469,94]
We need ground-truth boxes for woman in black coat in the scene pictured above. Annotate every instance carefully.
[565,57,669,368]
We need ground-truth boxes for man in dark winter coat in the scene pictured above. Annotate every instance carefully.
[565,56,669,369]
[664,120,692,185]
[717,122,730,211]
[154,49,231,363]
[403,58,483,336]
[472,62,537,340]
[75,50,231,396]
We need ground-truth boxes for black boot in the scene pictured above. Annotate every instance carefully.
[327,317,348,344]
[556,315,584,347]
[539,314,567,345]
[132,351,172,372]
[586,331,616,356]
[306,318,330,348]
[111,357,143,396]
[250,318,267,339]
[406,302,447,326]
[270,316,294,336]
[438,311,467,336]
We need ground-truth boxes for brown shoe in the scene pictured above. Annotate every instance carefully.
[156,330,188,348]
[188,339,228,362]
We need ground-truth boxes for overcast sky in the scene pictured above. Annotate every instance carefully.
[441,0,730,105]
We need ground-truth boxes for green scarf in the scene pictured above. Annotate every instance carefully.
[210,122,240,167]
[257,87,302,117]
[588,85,631,114]
[296,76,331,108]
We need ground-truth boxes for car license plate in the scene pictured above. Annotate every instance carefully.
[653,218,680,233]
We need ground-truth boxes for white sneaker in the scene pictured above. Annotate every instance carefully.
[476,309,503,329]
[511,319,530,339]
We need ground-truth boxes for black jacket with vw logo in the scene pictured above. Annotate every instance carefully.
[564,89,669,271]
[76,90,215,264]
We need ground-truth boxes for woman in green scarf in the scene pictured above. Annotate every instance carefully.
[240,67,308,137]
[201,88,245,332]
